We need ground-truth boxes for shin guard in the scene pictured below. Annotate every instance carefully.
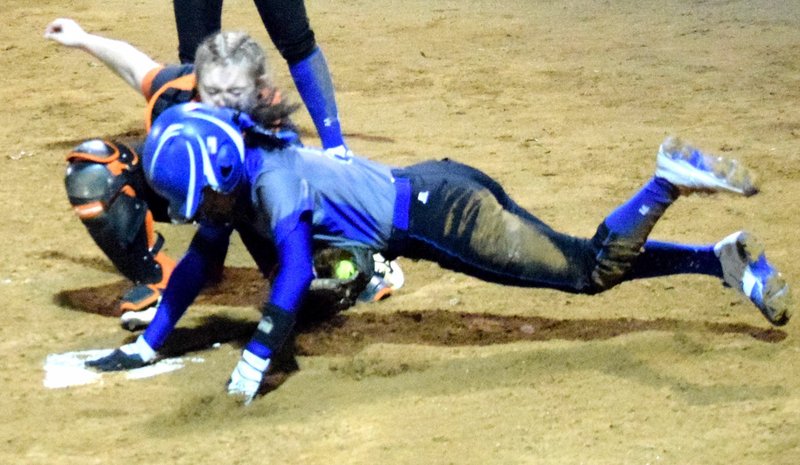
[65,140,176,311]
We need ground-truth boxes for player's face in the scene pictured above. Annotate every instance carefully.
[198,64,259,112]
[194,186,239,225]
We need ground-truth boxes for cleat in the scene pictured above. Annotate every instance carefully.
[372,253,405,290]
[119,283,162,331]
[120,306,158,331]
[117,249,174,331]
[714,231,792,326]
[358,275,394,303]
[655,136,758,196]
[357,254,404,303]
[119,283,161,312]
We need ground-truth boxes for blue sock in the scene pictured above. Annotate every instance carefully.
[289,47,345,149]
[604,177,678,238]
[628,241,722,279]
[596,177,722,281]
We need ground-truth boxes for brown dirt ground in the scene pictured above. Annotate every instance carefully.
[1,0,799,463]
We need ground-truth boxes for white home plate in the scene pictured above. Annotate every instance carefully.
[43,350,205,389]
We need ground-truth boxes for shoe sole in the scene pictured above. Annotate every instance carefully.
[120,318,147,332]
[120,307,157,332]
[739,233,792,326]
[358,275,394,303]
[760,273,792,326]
[716,231,756,291]
[367,286,393,302]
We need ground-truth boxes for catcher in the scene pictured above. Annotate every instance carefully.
[44,19,401,330]
[87,103,791,404]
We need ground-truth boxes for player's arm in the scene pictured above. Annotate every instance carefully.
[227,210,315,404]
[44,18,158,95]
[86,224,233,371]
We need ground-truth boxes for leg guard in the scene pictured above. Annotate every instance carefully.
[65,140,176,313]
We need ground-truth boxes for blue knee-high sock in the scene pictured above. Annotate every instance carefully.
[604,177,677,238]
[598,177,723,282]
[628,241,722,279]
[604,176,722,279]
[289,47,345,150]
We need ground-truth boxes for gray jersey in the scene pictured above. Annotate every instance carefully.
[244,146,398,251]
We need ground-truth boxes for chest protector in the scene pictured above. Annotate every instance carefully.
[144,74,198,132]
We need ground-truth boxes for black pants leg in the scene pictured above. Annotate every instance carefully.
[395,160,597,293]
[173,0,224,63]
[251,0,317,64]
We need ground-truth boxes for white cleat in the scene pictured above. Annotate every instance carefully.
[358,254,405,303]
[119,306,158,332]
[655,136,758,196]
[373,253,405,290]
[714,231,791,326]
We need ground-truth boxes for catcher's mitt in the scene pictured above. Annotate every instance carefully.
[297,248,373,327]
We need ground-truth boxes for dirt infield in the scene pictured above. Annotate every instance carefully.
[1,0,799,463]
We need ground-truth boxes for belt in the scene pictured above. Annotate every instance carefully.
[391,171,411,232]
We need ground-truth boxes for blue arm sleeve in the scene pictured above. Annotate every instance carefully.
[244,215,314,359]
[267,214,315,312]
[142,224,232,350]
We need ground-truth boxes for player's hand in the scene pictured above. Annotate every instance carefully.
[43,18,89,47]
[227,350,271,405]
[85,336,157,371]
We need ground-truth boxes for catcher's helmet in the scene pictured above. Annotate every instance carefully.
[142,102,246,223]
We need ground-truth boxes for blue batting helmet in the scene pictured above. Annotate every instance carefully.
[142,102,246,223]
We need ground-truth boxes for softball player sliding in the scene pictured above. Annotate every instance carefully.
[87,103,791,404]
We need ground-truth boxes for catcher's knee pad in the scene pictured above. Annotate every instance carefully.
[587,222,645,293]
[65,139,174,286]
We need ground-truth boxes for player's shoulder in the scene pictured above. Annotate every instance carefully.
[246,147,300,182]
[146,64,196,97]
